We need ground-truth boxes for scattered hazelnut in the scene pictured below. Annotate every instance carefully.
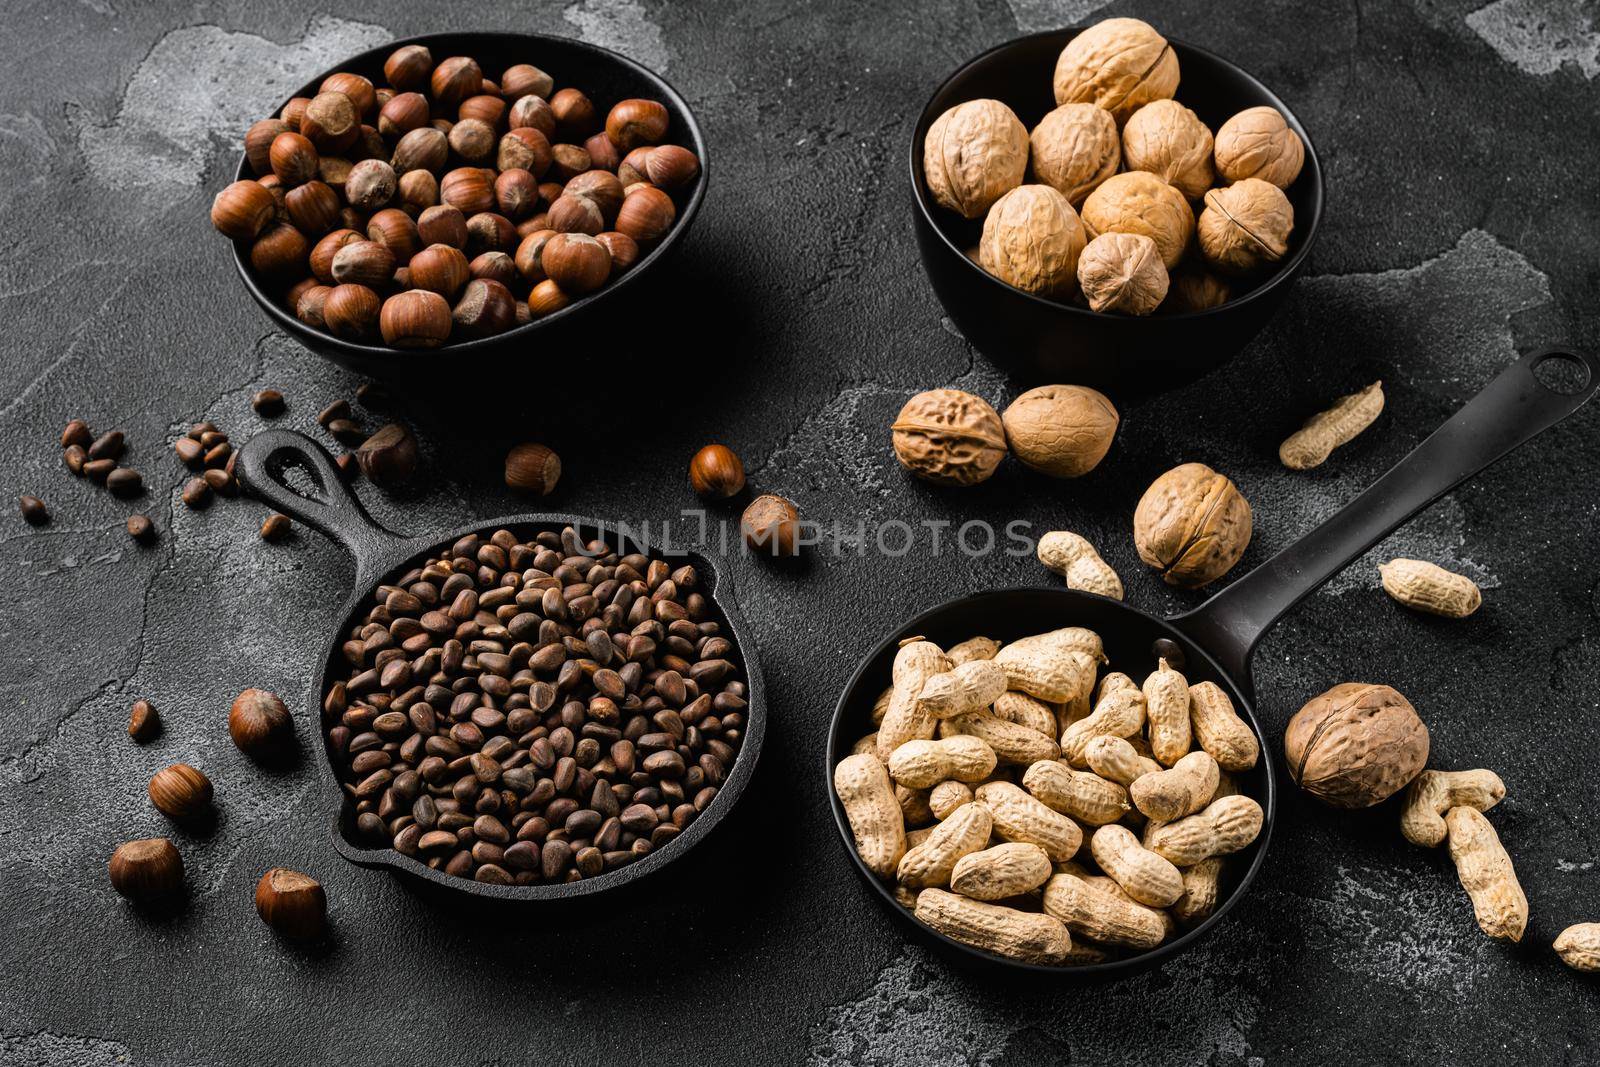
[430,56,483,108]
[1133,462,1252,587]
[542,232,612,294]
[355,422,420,486]
[322,283,382,340]
[148,763,213,821]
[615,185,675,242]
[1001,384,1119,478]
[890,388,1008,486]
[1028,104,1119,206]
[978,185,1086,297]
[211,180,278,240]
[505,442,562,494]
[689,445,746,499]
[1076,232,1169,315]
[229,688,294,760]
[605,98,669,149]
[1197,179,1293,276]
[60,419,92,449]
[1052,17,1179,124]
[126,514,156,544]
[255,868,327,940]
[383,44,434,93]
[741,494,800,556]
[128,698,161,742]
[1214,106,1304,188]
[923,98,1028,219]
[109,838,185,902]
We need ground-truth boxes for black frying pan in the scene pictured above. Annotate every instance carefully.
[826,347,1597,977]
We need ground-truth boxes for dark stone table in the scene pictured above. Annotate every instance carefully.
[4,1,1598,1063]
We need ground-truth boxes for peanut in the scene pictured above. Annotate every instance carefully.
[1037,530,1123,599]
[1400,769,1505,848]
[906,825,934,849]
[992,691,1058,738]
[1060,687,1091,727]
[1147,794,1263,866]
[1278,380,1384,470]
[875,639,953,763]
[897,784,935,828]
[1554,923,1600,972]
[1378,558,1482,618]
[950,842,1054,900]
[870,685,893,726]
[888,735,997,789]
[893,884,919,910]
[976,781,1083,862]
[1022,760,1131,825]
[1189,681,1258,771]
[833,754,906,879]
[851,732,878,757]
[897,802,994,888]
[1084,735,1161,786]
[1041,871,1167,949]
[947,635,1002,665]
[1130,751,1220,822]
[1445,805,1527,941]
[941,709,1060,765]
[1060,673,1146,766]
[1090,824,1184,906]
[993,627,1105,702]
[1142,657,1191,765]
[1170,857,1223,926]
[918,659,1008,718]
[928,780,974,819]
[914,888,1076,964]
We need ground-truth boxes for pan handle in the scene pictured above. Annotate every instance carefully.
[234,429,410,585]
[1171,346,1598,692]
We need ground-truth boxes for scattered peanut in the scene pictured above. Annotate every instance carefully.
[992,627,1105,702]
[834,754,906,879]
[914,888,1076,964]
[876,639,953,763]
[898,802,995,889]
[1084,735,1162,786]
[1037,531,1123,599]
[1169,857,1223,926]
[1278,381,1384,470]
[1023,760,1130,825]
[1130,750,1220,822]
[1090,824,1185,907]
[1378,559,1482,618]
[976,781,1083,862]
[992,691,1059,738]
[950,842,1054,900]
[889,735,998,789]
[1188,681,1258,771]
[1060,673,1146,766]
[1399,769,1506,848]
[1041,871,1167,949]
[1445,805,1527,942]
[918,659,1008,718]
[1146,794,1264,866]
[1554,923,1600,972]
[1142,657,1191,765]
[942,710,1060,766]
[947,635,1002,665]
[929,780,975,820]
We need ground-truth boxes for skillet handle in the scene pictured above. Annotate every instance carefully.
[1171,346,1598,693]
[234,429,410,585]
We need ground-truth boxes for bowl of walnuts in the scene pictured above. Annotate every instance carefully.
[911,19,1323,395]
[212,33,707,376]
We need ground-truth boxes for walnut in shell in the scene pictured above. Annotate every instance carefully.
[978,184,1086,297]
[923,99,1030,219]
[1052,18,1180,125]
[1000,384,1119,478]
[1197,178,1293,276]
[1160,263,1231,313]
[1214,106,1304,188]
[1121,100,1214,200]
[1284,683,1429,808]
[1029,104,1120,206]
[1079,171,1194,270]
[891,388,1008,486]
[1132,462,1251,587]
[1076,232,1168,315]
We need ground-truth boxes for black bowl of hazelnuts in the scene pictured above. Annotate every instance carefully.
[215,33,708,377]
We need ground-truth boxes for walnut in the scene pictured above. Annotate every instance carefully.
[978,185,1086,298]
[1000,384,1119,478]
[1285,683,1429,808]
[1133,462,1251,587]
[891,389,1008,486]
[1052,18,1179,125]
[1079,171,1193,270]
[1028,104,1120,206]
[1121,100,1214,200]
[1214,106,1304,188]
[1197,178,1293,276]
[1160,263,1231,313]
[1076,233,1168,315]
[923,99,1029,219]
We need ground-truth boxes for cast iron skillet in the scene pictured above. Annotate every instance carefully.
[233,430,764,902]
[911,30,1323,395]
[231,32,709,379]
[827,347,1596,977]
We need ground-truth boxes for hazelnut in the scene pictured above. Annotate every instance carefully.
[741,495,800,556]
[300,90,359,153]
[689,444,746,499]
[550,87,597,135]
[346,159,397,211]
[148,763,213,821]
[356,422,420,484]
[465,211,517,256]
[367,208,421,263]
[923,99,1028,219]
[1079,171,1193,270]
[595,231,639,273]
[310,228,363,283]
[440,167,495,215]
[548,193,604,234]
[351,125,386,163]
[211,179,277,240]
[643,144,700,190]
[514,229,557,283]
[494,168,539,219]
[565,170,625,220]
[615,185,675,241]
[978,184,1086,297]
[284,276,318,314]
[128,698,161,742]
[449,117,497,164]
[330,239,396,287]
[891,388,1008,486]
[1076,232,1169,315]
[605,98,669,149]
[431,56,483,107]
[392,126,449,175]
[284,180,341,236]
[1029,104,1119,206]
[109,838,185,902]
[409,243,471,297]
[321,72,377,118]
[378,91,430,139]
[468,250,517,286]
[268,131,319,186]
[585,131,622,172]
[549,143,592,183]
[1285,684,1429,808]
[318,156,354,195]
[1052,17,1179,124]
[1001,384,1119,478]
[501,64,554,101]
[498,127,553,176]
[323,283,382,340]
[1161,264,1231,313]
[228,688,293,760]
[1214,106,1304,188]
[542,232,612,294]
[417,205,468,249]
[505,442,561,494]
[245,118,289,175]
[617,147,653,187]
[527,278,570,318]
[459,94,507,129]
[249,223,310,284]
[398,169,439,213]
[1197,179,1293,276]
[1133,462,1252,587]
[296,284,332,328]
[384,44,434,93]
[280,96,310,131]
[379,290,452,348]
[255,868,327,940]
[508,95,557,137]
[1121,100,1215,200]
[452,278,517,338]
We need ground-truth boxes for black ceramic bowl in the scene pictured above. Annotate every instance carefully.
[911,30,1323,395]
[231,32,709,378]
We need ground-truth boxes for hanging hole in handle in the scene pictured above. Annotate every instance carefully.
[1531,351,1591,396]
[270,448,339,501]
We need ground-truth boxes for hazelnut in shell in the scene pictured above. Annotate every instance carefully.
[345,159,397,212]
[245,119,289,175]
[923,99,1028,219]
[585,131,622,172]
[565,170,625,220]
[431,56,483,107]
[501,64,554,102]
[149,763,213,821]
[605,98,669,149]
[285,180,341,236]
[109,838,185,903]
[323,283,382,340]
[891,388,1008,487]
[330,239,395,288]
[505,442,561,495]
[550,88,597,135]
[392,127,449,175]
[1079,171,1193,270]
[398,169,440,213]
[494,168,539,220]
[1076,232,1169,315]
[616,185,675,242]
[1285,683,1429,808]
[527,279,570,318]
[644,144,700,190]
[256,868,327,940]
[378,91,430,139]
[548,194,604,235]
[440,167,495,216]
[1052,17,1179,124]
[689,444,746,499]
[595,231,639,273]
[229,688,293,760]
[514,230,556,283]
[367,208,421,263]
[300,90,359,153]
[380,290,452,348]
[1214,106,1304,188]
[508,96,557,138]
[357,423,420,485]
[384,44,434,93]
[1133,462,1251,587]
[1121,100,1215,200]
[978,184,1086,298]
[449,117,497,165]
[1028,104,1120,206]
[1197,179,1294,276]
[458,94,507,129]
[211,180,278,241]
[452,278,516,338]
[321,72,377,119]
[1000,384,1119,478]
[417,205,469,249]
[498,126,553,176]
[268,131,319,185]
[249,223,310,284]
[741,494,800,556]
[542,232,612,294]
[310,228,364,283]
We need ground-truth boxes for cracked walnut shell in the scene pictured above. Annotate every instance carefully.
[923,99,1029,219]
[1133,462,1251,587]
[1122,99,1215,200]
[978,185,1086,297]
[1029,104,1120,206]
[1214,106,1304,188]
[1077,232,1168,315]
[1285,683,1429,808]
[1198,179,1293,276]
[891,388,1008,486]
[1052,18,1180,125]
[1080,171,1193,270]
[1001,384,1119,478]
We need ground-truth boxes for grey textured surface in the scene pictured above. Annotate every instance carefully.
[4,0,1600,1064]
